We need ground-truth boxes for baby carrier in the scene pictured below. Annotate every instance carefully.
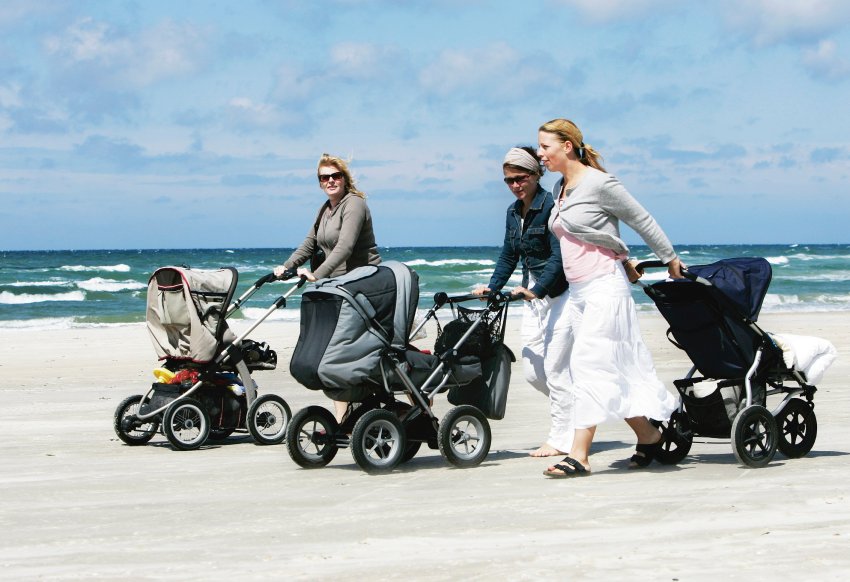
[285,261,517,473]
[638,258,833,468]
[113,266,300,450]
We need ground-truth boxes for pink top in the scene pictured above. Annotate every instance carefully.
[550,203,622,283]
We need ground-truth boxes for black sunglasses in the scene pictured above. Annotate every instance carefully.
[503,174,531,186]
[318,171,345,184]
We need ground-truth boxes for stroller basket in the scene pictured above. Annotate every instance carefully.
[435,304,503,358]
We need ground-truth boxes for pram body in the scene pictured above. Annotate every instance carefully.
[639,257,820,468]
[113,266,298,450]
[284,261,517,473]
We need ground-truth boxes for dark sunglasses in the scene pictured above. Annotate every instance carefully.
[318,171,345,184]
[503,174,531,186]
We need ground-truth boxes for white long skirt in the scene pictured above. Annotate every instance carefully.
[520,290,574,452]
[561,263,679,429]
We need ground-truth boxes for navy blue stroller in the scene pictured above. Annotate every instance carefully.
[637,258,818,468]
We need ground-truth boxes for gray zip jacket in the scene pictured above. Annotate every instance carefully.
[554,167,676,263]
[284,194,381,279]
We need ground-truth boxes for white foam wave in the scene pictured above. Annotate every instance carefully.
[404,259,496,267]
[238,307,301,322]
[76,278,147,292]
[766,256,789,265]
[60,264,131,273]
[779,271,850,282]
[0,290,86,304]
[0,317,78,331]
[7,279,73,287]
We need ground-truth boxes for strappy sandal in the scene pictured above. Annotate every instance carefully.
[543,456,591,478]
[629,437,663,468]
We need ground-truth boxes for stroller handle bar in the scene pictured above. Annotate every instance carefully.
[635,260,705,284]
[434,290,524,309]
[225,271,307,318]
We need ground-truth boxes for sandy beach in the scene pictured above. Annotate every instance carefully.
[0,311,848,580]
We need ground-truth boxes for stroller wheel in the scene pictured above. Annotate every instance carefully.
[351,409,407,474]
[247,394,291,445]
[731,405,778,468]
[162,398,211,451]
[286,406,339,468]
[113,395,159,446]
[652,411,692,465]
[775,398,818,458]
[438,405,491,468]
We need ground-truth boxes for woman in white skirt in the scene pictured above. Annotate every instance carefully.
[536,119,682,478]
[474,146,571,457]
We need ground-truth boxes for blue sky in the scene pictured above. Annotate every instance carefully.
[2,0,849,250]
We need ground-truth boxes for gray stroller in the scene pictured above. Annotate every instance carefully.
[284,261,519,473]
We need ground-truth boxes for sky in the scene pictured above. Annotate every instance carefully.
[1,0,850,251]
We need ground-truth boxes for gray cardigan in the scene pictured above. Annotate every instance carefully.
[284,194,381,279]
[554,167,676,263]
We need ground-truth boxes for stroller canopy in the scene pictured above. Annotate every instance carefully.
[290,261,419,393]
[687,257,772,321]
[146,266,238,363]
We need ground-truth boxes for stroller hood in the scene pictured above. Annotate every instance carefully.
[289,261,419,393]
[687,257,772,321]
[146,266,238,363]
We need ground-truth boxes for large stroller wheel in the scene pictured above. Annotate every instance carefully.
[438,405,491,468]
[114,395,159,445]
[385,401,424,463]
[351,409,407,474]
[731,405,778,468]
[247,394,291,445]
[652,411,692,465]
[286,406,339,468]
[776,398,818,458]
[162,398,210,451]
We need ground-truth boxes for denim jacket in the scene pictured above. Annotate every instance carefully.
[489,186,568,299]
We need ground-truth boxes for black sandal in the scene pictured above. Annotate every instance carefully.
[629,437,663,468]
[543,456,590,478]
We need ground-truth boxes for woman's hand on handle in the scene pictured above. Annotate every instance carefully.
[622,259,642,283]
[666,257,685,279]
[296,267,318,282]
[471,285,491,297]
[510,286,537,301]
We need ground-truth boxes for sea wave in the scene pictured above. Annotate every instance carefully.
[766,256,790,265]
[60,264,131,273]
[0,290,86,304]
[7,279,73,287]
[404,259,496,267]
[0,317,78,330]
[76,278,147,292]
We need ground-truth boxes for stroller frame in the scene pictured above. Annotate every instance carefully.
[638,259,819,468]
[286,288,518,474]
[114,269,304,450]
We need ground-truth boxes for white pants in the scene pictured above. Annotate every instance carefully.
[560,263,679,429]
[520,291,575,453]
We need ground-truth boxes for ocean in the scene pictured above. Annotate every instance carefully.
[1,244,849,330]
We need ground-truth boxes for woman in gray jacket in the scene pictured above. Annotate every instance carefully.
[274,153,380,282]
[275,153,381,422]
[537,119,682,478]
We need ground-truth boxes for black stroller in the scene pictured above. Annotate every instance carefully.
[284,261,518,473]
[113,266,302,450]
[638,258,819,468]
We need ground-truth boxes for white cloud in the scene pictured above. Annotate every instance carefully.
[554,0,679,23]
[801,39,850,81]
[43,17,210,90]
[720,0,850,47]
[418,42,550,102]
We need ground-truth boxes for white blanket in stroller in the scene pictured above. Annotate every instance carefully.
[769,333,837,385]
